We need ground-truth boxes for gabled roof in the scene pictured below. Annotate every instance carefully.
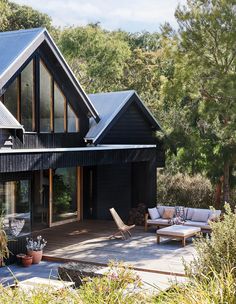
[0,101,24,140]
[0,28,99,122]
[85,90,161,144]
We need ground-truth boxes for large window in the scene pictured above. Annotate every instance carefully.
[21,60,34,131]
[0,180,31,238]
[40,61,52,132]
[52,168,77,222]
[54,83,65,133]
[3,58,79,134]
[3,60,35,131]
[67,104,79,132]
[4,78,18,119]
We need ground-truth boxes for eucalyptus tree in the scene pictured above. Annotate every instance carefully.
[161,0,236,203]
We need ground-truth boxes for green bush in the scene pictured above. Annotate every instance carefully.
[185,203,236,278]
[79,261,151,304]
[155,266,236,304]
[0,262,153,304]
[157,172,214,208]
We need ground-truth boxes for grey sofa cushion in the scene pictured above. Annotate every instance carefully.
[191,209,210,222]
[184,220,210,230]
[186,208,195,220]
[148,207,160,220]
[147,218,169,225]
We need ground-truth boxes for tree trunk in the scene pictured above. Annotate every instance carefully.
[214,179,222,209]
[223,160,230,203]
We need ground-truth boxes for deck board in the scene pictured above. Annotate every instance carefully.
[37,220,197,275]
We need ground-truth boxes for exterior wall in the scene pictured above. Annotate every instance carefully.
[95,164,132,221]
[101,103,156,144]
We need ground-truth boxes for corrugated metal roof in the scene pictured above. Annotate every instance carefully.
[0,28,99,121]
[0,28,43,79]
[0,101,24,130]
[85,90,161,143]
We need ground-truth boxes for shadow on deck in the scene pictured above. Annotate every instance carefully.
[37,220,196,276]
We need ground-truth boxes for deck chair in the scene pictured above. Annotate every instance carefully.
[109,208,135,240]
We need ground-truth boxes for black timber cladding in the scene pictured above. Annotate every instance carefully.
[0,147,156,173]
[101,103,156,144]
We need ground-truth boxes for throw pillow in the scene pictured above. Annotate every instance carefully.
[191,209,210,222]
[162,208,175,219]
[157,205,165,217]
[148,207,160,220]
[186,208,194,220]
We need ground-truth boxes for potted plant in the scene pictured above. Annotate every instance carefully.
[0,215,9,266]
[26,236,47,264]
[21,255,33,267]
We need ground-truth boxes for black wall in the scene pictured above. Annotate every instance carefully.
[93,164,132,221]
[101,103,156,144]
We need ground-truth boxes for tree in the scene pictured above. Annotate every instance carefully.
[161,0,236,204]
[57,24,131,93]
[0,0,52,32]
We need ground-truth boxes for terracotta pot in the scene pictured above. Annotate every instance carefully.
[27,250,43,264]
[22,255,33,267]
[16,253,26,265]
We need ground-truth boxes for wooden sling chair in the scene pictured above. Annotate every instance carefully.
[109,208,135,240]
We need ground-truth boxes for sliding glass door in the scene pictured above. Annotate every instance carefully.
[0,180,31,238]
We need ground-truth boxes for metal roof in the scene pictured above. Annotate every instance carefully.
[0,101,24,130]
[0,28,99,122]
[85,90,161,143]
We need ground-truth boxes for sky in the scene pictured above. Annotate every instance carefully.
[12,0,186,32]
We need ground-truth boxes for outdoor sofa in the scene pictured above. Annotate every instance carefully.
[144,205,221,232]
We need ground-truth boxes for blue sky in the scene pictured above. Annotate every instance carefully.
[12,0,186,32]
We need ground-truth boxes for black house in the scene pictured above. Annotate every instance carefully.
[0,28,164,250]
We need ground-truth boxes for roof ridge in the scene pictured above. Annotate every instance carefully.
[0,27,45,36]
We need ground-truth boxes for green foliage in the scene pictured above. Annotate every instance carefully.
[0,0,52,31]
[159,0,236,200]
[155,266,236,304]
[0,262,153,304]
[0,215,9,261]
[185,203,236,278]
[157,172,214,208]
[57,24,131,93]
[79,261,150,304]
[53,176,71,213]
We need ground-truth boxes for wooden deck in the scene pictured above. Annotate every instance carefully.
[38,220,196,276]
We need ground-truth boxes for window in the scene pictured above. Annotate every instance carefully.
[52,167,77,222]
[0,180,31,237]
[54,83,66,133]
[4,78,18,119]
[40,61,52,132]
[67,104,79,132]
[21,60,34,131]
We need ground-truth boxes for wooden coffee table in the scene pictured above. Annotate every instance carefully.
[156,225,201,247]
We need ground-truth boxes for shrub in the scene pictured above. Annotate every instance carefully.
[155,266,236,304]
[157,172,214,208]
[79,261,151,304]
[185,203,236,278]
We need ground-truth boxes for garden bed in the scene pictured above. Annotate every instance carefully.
[58,262,108,287]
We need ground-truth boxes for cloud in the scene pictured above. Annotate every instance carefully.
[11,0,186,32]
